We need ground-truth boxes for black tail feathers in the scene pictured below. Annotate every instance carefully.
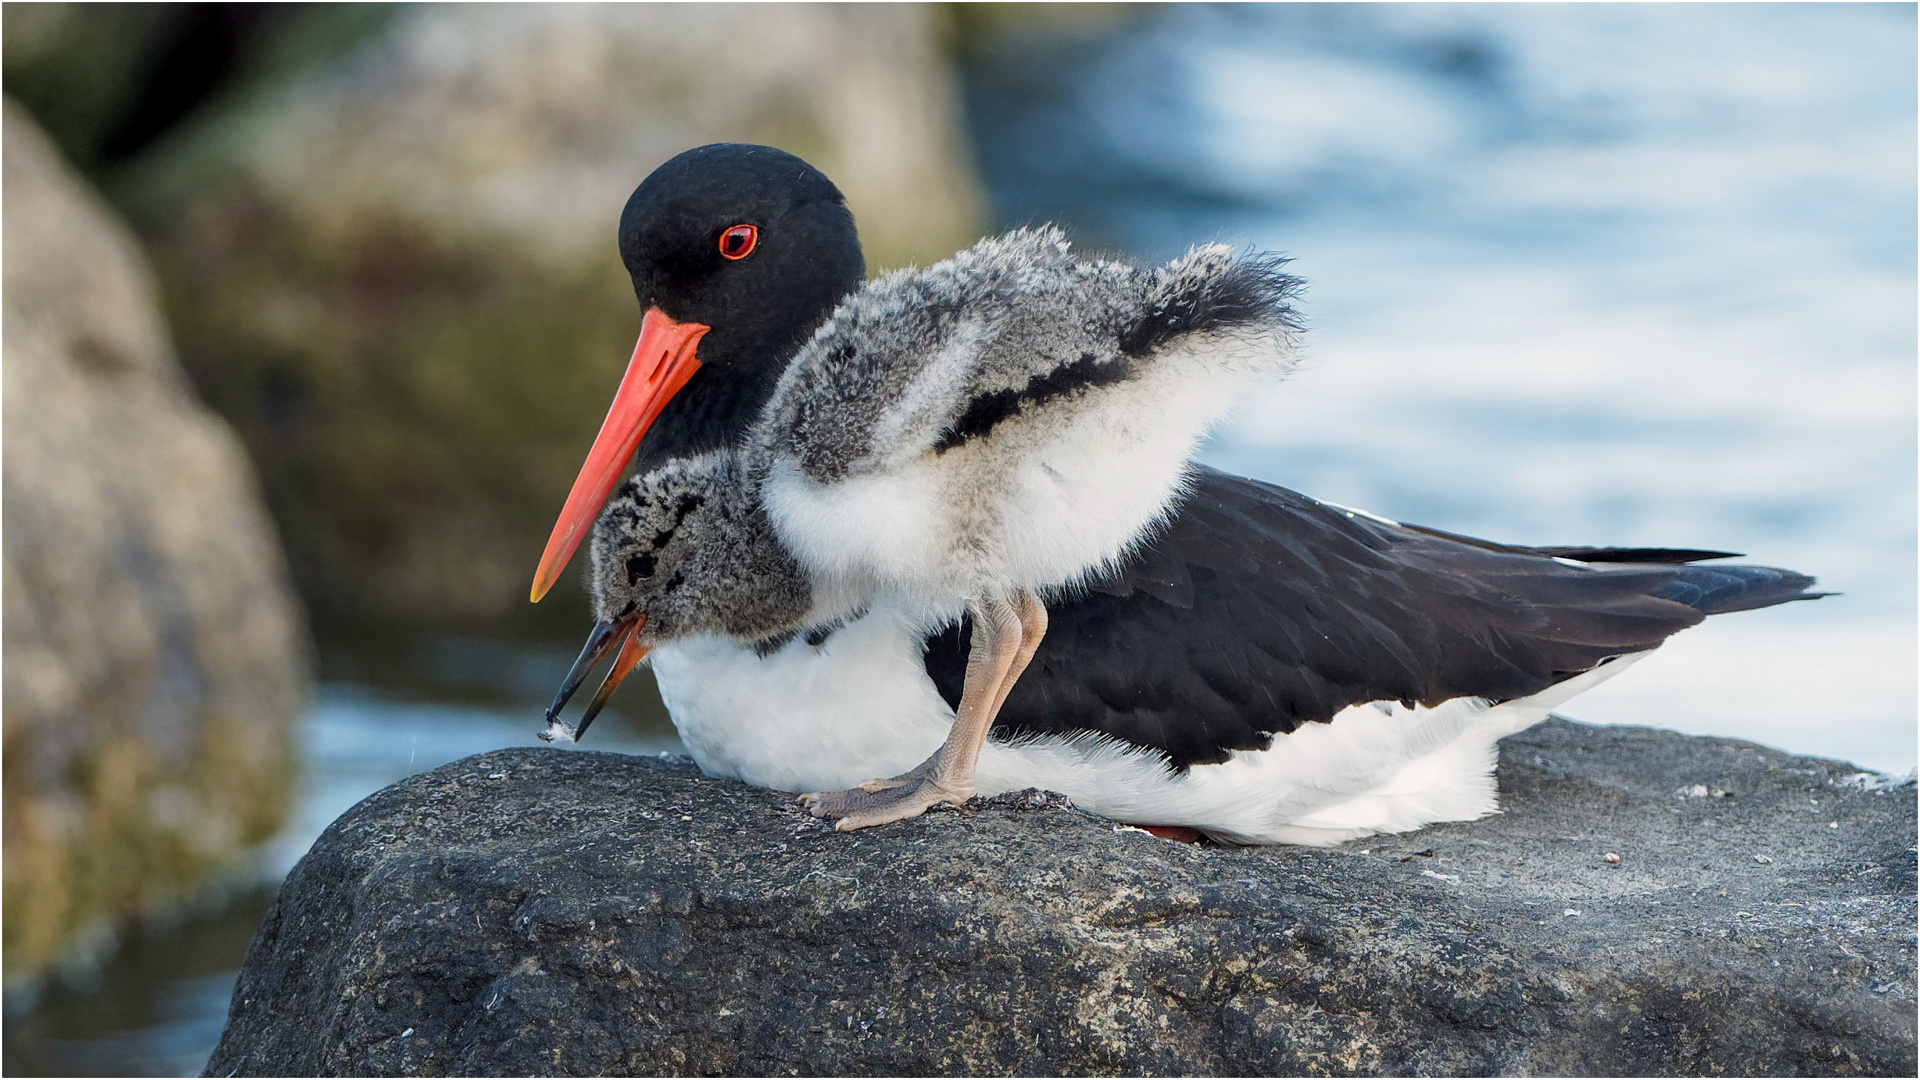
[1122,249,1304,358]
[1653,563,1829,616]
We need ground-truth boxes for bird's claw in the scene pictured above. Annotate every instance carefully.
[805,775,970,831]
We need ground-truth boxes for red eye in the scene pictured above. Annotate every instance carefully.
[719,224,758,260]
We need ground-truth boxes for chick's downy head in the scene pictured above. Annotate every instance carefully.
[587,453,811,646]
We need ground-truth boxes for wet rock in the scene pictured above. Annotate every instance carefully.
[2,102,308,981]
[123,4,983,627]
[209,719,1914,1076]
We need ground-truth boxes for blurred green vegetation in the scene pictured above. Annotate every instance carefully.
[147,191,632,632]
[1,3,175,169]
[3,4,396,181]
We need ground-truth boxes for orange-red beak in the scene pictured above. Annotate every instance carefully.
[530,307,709,602]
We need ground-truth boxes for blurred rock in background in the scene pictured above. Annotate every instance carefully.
[2,101,309,984]
[12,3,985,636]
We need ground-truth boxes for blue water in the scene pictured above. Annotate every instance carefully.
[5,968,248,1079]
[9,6,1913,1076]
[972,2,1917,773]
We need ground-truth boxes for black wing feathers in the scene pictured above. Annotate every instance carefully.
[926,467,1823,770]
[1396,520,1744,565]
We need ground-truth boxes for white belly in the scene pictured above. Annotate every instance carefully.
[650,610,1647,846]
[649,602,954,793]
[977,652,1647,845]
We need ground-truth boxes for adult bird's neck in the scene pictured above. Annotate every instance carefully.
[632,359,784,472]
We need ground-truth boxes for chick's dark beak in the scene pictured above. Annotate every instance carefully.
[540,613,650,744]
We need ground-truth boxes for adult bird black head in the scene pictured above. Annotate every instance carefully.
[530,143,867,601]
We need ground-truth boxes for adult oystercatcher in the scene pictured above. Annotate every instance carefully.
[533,144,1822,844]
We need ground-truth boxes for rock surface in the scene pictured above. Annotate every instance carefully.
[119,3,984,628]
[209,719,1914,1076]
[2,102,309,980]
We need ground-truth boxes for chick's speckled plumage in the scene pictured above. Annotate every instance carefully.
[757,229,1303,607]
[588,453,811,645]
[758,228,1300,484]
[586,228,1302,649]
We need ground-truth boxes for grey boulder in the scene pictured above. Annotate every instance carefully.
[208,718,1915,1076]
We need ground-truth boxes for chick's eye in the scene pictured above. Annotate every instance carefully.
[626,553,657,584]
[719,224,758,260]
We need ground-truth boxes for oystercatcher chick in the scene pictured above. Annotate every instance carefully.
[533,144,1824,844]
[541,228,1301,830]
